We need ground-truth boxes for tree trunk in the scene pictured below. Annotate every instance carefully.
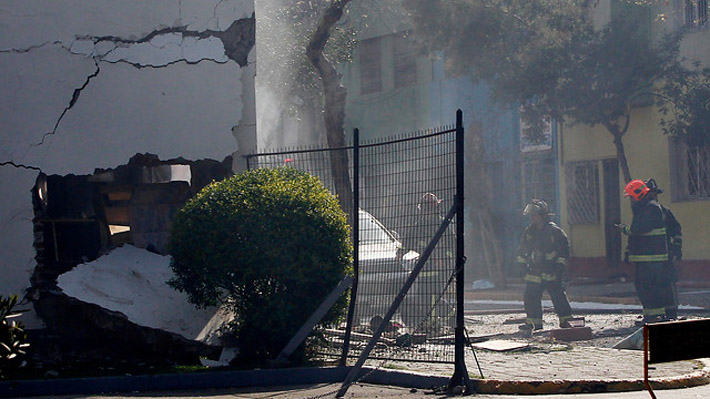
[604,121,633,183]
[306,0,353,220]
[613,134,632,183]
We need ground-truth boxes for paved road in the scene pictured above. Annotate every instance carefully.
[15,382,710,399]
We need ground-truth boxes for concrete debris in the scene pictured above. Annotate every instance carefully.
[613,327,644,350]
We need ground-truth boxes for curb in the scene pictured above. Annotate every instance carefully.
[1,362,709,397]
[363,359,710,395]
[471,358,710,395]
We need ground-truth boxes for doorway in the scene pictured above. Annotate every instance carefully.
[603,159,621,268]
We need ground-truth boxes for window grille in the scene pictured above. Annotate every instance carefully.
[359,37,382,94]
[671,140,710,201]
[393,31,417,88]
[684,0,708,28]
[565,161,599,224]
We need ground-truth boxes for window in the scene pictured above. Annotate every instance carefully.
[519,112,553,153]
[565,161,600,224]
[670,140,710,201]
[359,37,382,94]
[393,31,417,88]
[684,0,708,28]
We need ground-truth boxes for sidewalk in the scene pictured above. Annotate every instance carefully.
[3,282,709,398]
[449,281,710,394]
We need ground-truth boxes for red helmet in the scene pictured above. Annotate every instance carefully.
[624,179,650,201]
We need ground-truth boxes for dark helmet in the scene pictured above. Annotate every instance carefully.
[644,178,663,194]
[417,192,442,211]
[523,199,551,216]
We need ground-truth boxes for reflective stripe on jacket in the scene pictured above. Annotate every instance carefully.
[626,199,669,263]
[517,221,570,272]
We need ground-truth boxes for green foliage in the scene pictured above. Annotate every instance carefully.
[403,1,683,137]
[0,295,29,379]
[659,64,710,147]
[168,167,352,365]
[402,0,702,180]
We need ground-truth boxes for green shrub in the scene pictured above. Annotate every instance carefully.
[168,168,352,365]
[0,295,29,379]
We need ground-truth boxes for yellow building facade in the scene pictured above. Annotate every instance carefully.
[559,1,710,283]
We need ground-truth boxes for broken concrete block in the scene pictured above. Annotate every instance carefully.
[549,326,593,341]
[613,327,644,350]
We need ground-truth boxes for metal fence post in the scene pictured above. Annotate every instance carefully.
[448,109,473,394]
[340,128,360,366]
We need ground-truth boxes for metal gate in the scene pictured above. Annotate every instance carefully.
[246,111,467,370]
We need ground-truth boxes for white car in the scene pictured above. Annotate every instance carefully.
[355,209,456,334]
[354,209,418,327]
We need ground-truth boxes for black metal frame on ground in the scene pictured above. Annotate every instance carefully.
[246,110,470,393]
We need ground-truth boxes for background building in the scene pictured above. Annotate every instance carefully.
[559,0,710,284]
[338,7,526,284]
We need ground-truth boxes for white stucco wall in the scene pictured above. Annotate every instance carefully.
[0,0,255,296]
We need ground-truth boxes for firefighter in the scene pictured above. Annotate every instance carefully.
[645,178,682,320]
[517,199,573,333]
[401,192,455,333]
[616,179,675,323]
[413,192,444,253]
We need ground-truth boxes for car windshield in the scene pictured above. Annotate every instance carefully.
[359,210,397,246]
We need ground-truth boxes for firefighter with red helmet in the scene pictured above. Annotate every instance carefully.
[645,178,682,319]
[516,199,573,333]
[617,179,675,323]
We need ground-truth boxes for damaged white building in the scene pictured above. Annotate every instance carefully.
[0,0,256,365]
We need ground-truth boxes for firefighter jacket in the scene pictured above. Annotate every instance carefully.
[622,199,669,263]
[660,203,683,260]
[517,221,570,282]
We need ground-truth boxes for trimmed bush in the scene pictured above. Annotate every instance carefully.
[168,168,352,364]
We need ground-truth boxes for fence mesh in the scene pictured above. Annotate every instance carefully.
[246,125,459,364]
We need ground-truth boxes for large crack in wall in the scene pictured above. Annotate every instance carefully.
[3,14,255,157]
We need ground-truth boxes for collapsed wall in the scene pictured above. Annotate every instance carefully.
[0,0,256,370]
[27,154,233,368]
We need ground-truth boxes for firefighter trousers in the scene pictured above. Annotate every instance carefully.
[634,261,677,321]
[523,274,572,328]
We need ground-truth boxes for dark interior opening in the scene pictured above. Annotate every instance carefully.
[31,153,232,286]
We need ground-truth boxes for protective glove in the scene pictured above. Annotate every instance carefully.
[670,237,683,260]
[556,263,568,283]
[615,223,630,235]
[518,263,530,278]
[671,245,683,260]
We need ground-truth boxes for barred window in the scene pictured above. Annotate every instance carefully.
[670,140,710,201]
[393,31,417,89]
[359,37,382,95]
[565,161,599,224]
[684,0,708,29]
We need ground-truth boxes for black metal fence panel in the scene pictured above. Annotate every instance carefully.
[354,128,457,363]
[246,125,459,364]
